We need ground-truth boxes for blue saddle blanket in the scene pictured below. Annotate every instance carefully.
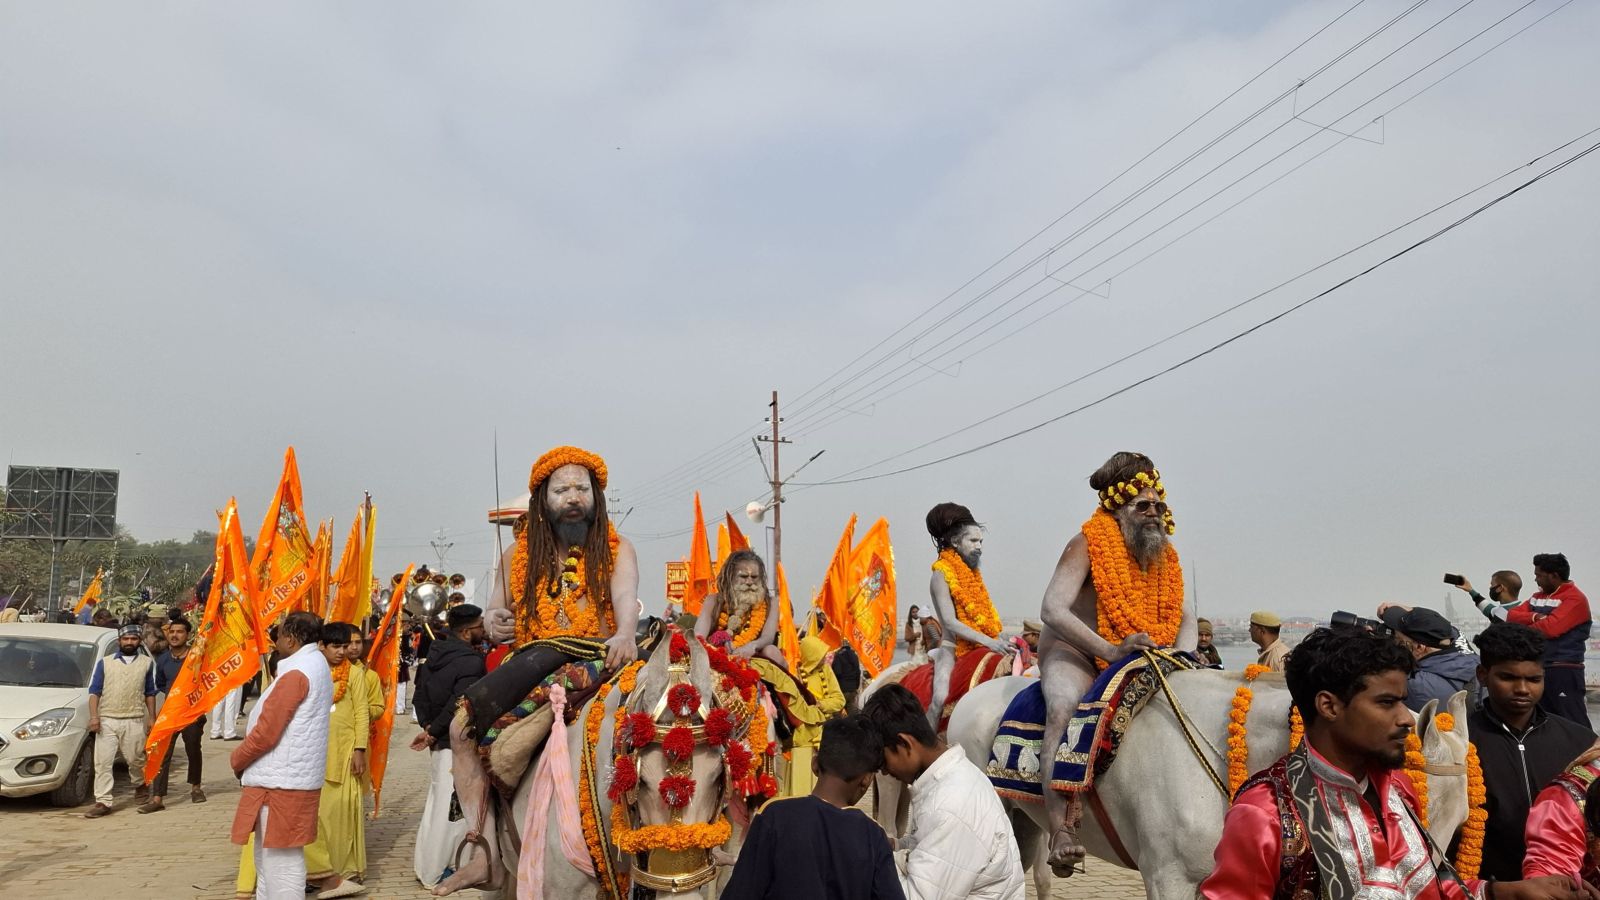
[986,649,1197,800]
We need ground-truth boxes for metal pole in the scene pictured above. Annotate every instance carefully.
[47,539,64,614]
[769,391,782,574]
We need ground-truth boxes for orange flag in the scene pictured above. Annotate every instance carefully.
[305,519,333,615]
[814,515,857,649]
[354,497,376,625]
[326,510,364,622]
[366,562,412,815]
[714,522,732,581]
[144,500,264,782]
[776,562,800,673]
[73,568,104,615]
[724,512,750,552]
[684,493,713,616]
[252,447,317,625]
[844,518,898,677]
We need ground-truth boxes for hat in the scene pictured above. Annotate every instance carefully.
[1379,606,1454,648]
[118,624,143,638]
[1021,619,1043,635]
[1196,617,1213,631]
[1249,611,1282,628]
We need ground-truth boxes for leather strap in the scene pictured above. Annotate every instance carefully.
[1087,789,1136,868]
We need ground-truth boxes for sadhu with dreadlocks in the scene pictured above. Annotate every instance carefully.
[428,445,641,896]
[693,548,787,668]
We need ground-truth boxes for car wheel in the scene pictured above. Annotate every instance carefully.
[48,735,94,808]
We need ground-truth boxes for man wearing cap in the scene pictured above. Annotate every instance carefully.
[84,624,158,817]
[1376,603,1480,712]
[1249,612,1289,672]
[1195,618,1222,667]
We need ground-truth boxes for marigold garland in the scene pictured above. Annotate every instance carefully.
[1288,708,1304,751]
[717,600,768,650]
[932,549,1002,656]
[1404,733,1429,830]
[511,523,621,644]
[330,660,351,703]
[610,810,733,853]
[528,445,608,492]
[1426,712,1487,879]
[1227,665,1271,794]
[1081,510,1184,652]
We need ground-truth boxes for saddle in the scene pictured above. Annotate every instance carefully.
[897,649,1010,732]
[987,649,1198,800]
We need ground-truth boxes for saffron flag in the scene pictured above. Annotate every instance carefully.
[844,518,898,677]
[776,562,800,674]
[306,519,333,616]
[73,568,104,615]
[725,512,751,552]
[714,522,732,581]
[366,562,412,815]
[252,447,316,625]
[684,493,713,616]
[143,500,264,783]
[354,496,376,625]
[326,510,364,622]
[813,515,857,649]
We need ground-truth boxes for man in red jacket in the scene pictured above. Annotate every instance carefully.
[1508,553,1591,728]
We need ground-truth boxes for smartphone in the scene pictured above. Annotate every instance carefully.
[1443,573,1466,586]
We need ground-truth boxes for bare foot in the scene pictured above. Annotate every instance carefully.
[431,849,491,896]
[1048,827,1086,878]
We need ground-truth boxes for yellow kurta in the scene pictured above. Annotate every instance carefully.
[787,635,846,796]
[234,668,371,894]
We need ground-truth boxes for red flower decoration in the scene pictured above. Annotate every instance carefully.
[608,755,638,802]
[659,775,696,810]
[723,740,751,778]
[670,631,689,662]
[756,773,779,798]
[626,712,657,750]
[663,725,696,764]
[667,684,702,719]
[703,708,733,747]
[708,629,733,648]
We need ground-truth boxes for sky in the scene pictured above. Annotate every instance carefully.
[3,1,1598,626]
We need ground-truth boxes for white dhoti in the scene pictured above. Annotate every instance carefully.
[253,807,305,900]
[93,715,148,804]
[210,685,242,738]
[414,746,468,887]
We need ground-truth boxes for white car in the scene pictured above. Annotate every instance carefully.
[0,622,118,805]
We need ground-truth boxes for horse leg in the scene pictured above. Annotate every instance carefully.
[432,717,498,896]
[1010,807,1051,899]
[926,646,953,731]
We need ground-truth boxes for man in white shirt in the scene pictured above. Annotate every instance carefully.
[861,684,1024,900]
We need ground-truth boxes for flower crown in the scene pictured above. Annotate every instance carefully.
[529,445,608,491]
[1098,469,1176,534]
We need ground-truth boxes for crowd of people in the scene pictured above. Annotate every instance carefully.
[27,439,1600,900]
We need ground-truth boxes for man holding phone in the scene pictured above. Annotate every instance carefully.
[1448,570,1525,621]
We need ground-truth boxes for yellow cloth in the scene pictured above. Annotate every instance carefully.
[794,636,845,749]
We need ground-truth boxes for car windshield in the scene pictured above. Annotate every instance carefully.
[0,636,101,687]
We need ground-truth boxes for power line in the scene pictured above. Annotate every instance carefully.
[791,127,1600,488]
[779,0,1562,449]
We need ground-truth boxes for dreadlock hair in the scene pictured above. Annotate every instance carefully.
[1474,622,1544,668]
[525,469,614,609]
[1088,451,1158,493]
[714,548,769,601]
[924,502,979,551]
[1286,626,1414,724]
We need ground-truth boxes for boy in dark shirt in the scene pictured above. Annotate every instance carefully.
[722,716,905,900]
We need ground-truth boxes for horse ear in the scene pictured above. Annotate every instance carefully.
[1448,691,1469,738]
[1416,698,1439,743]
[633,631,674,708]
[687,635,713,695]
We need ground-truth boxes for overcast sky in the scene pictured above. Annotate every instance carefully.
[3,1,1597,626]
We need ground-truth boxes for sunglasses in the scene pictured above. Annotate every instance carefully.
[1132,499,1169,515]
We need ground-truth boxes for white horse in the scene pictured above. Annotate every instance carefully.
[471,635,765,899]
[863,667,1473,900]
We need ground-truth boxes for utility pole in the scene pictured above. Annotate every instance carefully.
[429,527,454,572]
[757,391,791,574]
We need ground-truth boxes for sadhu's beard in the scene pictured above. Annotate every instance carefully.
[1117,513,1169,570]
[728,582,766,629]
[554,513,596,548]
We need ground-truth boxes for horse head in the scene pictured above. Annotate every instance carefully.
[614,631,770,898]
[1414,691,1471,856]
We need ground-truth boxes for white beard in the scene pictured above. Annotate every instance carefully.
[726,583,765,631]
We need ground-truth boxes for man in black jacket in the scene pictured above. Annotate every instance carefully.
[409,604,487,751]
[1466,621,1595,881]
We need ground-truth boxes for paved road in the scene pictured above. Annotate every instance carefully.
[0,719,1146,900]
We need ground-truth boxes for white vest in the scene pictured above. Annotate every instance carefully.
[241,643,332,791]
[98,653,153,719]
